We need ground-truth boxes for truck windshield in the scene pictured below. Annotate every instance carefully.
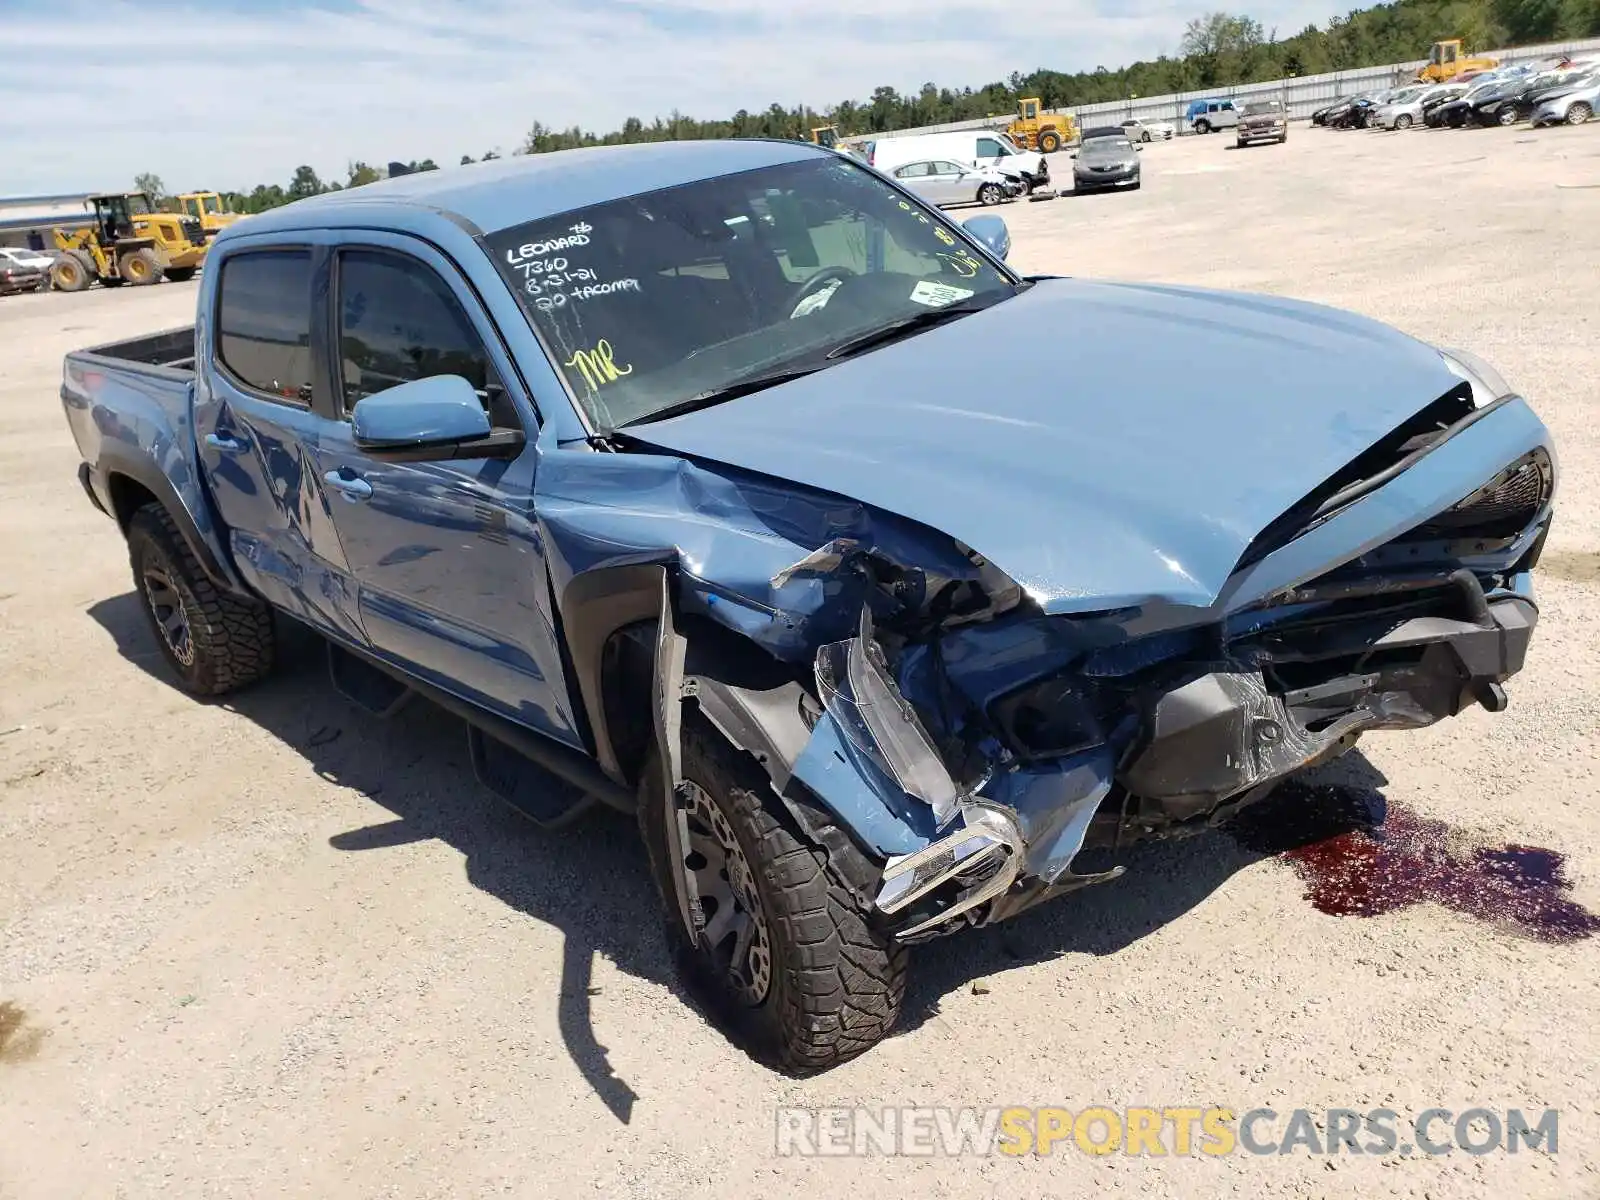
[481,156,1017,431]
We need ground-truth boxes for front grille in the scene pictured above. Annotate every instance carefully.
[1400,448,1552,542]
[181,218,203,243]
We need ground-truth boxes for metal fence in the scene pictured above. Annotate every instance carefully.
[861,34,1600,143]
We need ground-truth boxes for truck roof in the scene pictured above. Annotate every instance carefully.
[225,139,823,239]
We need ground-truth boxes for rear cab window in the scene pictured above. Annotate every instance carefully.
[215,250,314,403]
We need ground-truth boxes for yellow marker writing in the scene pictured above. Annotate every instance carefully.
[933,227,956,246]
[563,339,633,391]
[938,251,983,278]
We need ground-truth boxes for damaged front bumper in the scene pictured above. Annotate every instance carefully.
[792,577,1538,943]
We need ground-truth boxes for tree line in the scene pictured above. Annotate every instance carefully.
[138,0,1598,214]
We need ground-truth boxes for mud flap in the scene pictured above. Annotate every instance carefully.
[652,572,701,942]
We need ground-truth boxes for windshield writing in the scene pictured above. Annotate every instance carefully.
[481,157,1016,430]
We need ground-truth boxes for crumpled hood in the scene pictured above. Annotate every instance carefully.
[626,278,1464,614]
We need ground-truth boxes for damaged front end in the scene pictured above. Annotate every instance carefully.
[775,435,1554,945]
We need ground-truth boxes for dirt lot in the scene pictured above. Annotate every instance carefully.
[2,125,1599,1199]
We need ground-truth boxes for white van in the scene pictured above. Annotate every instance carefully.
[864,131,1050,191]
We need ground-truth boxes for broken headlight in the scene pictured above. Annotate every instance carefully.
[990,675,1106,760]
[815,607,963,828]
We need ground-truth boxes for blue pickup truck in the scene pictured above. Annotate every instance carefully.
[62,139,1555,1072]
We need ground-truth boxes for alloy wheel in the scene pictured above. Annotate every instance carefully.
[681,780,773,1006]
[141,565,195,666]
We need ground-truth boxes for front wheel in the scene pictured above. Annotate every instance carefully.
[1568,102,1593,126]
[51,255,92,292]
[640,714,907,1074]
[126,505,276,696]
[163,266,196,283]
[1497,107,1518,127]
[1395,113,1413,130]
[978,182,1005,206]
[118,248,162,285]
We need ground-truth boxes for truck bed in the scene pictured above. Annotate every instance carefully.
[76,326,197,377]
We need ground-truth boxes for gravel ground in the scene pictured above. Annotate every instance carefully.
[2,124,1598,1199]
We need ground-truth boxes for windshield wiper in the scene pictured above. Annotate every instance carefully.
[824,297,999,362]
[622,364,826,427]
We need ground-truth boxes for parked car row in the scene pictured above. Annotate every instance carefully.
[0,246,58,295]
[1315,58,1599,132]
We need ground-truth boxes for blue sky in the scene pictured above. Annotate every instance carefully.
[1,0,1334,194]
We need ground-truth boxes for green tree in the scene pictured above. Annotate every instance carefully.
[287,165,324,200]
[347,161,383,187]
[133,172,166,203]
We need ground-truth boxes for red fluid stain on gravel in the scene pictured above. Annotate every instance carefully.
[1232,788,1599,945]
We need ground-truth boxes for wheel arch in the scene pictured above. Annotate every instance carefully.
[99,454,239,593]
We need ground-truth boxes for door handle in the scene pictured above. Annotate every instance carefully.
[205,432,247,453]
[323,470,373,502]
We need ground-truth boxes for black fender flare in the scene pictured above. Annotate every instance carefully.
[95,448,240,592]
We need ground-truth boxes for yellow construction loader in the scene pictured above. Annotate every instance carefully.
[50,193,209,292]
[1419,39,1500,83]
[176,191,244,239]
[1004,98,1077,153]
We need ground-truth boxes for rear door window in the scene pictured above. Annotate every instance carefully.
[216,250,314,404]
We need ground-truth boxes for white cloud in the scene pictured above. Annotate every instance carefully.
[0,0,1331,195]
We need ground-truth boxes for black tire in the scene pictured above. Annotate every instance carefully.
[1037,129,1062,154]
[1194,119,1212,135]
[1497,107,1518,127]
[1567,102,1592,126]
[1395,113,1413,130]
[163,266,197,282]
[640,713,907,1074]
[51,255,92,293]
[1141,130,1152,143]
[118,248,162,286]
[978,182,1004,206]
[126,504,275,696]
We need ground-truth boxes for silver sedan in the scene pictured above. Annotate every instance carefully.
[889,159,1020,208]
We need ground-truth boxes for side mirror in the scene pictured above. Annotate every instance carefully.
[351,374,522,461]
[961,214,1011,261]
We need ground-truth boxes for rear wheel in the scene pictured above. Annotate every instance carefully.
[640,714,907,1074]
[1195,119,1212,135]
[50,255,92,292]
[1568,102,1593,126]
[118,248,162,285]
[163,266,196,282]
[1038,129,1062,154]
[126,505,275,696]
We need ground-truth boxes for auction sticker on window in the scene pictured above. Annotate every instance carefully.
[909,280,975,308]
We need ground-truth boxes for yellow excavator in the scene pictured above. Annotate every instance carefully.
[808,126,841,149]
[1418,39,1500,83]
[50,193,209,292]
[176,191,245,239]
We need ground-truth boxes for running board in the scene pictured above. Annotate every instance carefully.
[328,643,414,717]
[468,725,596,829]
[318,635,635,820]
